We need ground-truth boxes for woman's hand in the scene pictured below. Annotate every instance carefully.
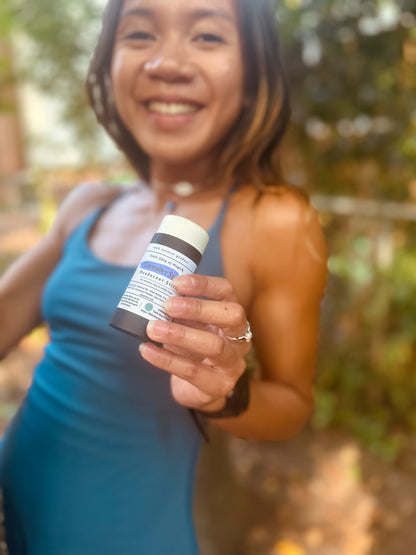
[138,274,251,412]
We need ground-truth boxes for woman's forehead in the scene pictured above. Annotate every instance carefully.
[119,0,239,20]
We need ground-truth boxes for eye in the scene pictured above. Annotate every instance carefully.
[194,33,225,45]
[125,31,156,42]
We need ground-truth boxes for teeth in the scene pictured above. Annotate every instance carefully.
[148,101,198,115]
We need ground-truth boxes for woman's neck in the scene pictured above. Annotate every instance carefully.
[144,154,236,217]
[149,152,226,190]
[145,176,232,213]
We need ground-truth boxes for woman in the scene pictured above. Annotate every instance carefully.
[0,0,328,553]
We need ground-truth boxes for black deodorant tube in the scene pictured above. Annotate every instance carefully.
[109,215,209,342]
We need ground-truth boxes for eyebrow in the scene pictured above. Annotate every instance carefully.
[189,9,235,24]
[120,7,152,19]
[120,7,234,24]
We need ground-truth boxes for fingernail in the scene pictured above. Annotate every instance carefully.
[139,342,158,359]
[163,296,187,314]
[139,342,149,356]
[147,320,166,339]
[173,274,196,289]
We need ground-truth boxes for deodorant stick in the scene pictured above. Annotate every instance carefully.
[109,215,209,342]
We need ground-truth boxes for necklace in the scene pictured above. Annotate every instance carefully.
[148,177,234,214]
[159,181,200,213]
[171,181,197,197]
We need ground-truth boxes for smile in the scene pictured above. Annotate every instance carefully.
[147,101,200,116]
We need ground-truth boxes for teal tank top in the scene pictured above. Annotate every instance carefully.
[0,192,228,555]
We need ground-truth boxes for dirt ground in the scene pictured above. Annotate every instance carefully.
[197,429,416,555]
[1,207,416,555]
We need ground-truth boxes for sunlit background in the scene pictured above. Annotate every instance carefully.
[1,1,416,554]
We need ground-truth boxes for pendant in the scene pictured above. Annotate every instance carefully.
[172,181,196,197]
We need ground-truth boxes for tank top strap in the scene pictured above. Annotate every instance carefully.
[208,180,239,238]
[198,181,239,279]
[65,188,127,248]
[65,207,101,248]
[65,183,236,277]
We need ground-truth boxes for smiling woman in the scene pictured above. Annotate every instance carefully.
[0,0,327,554]
[87,0,290,185]
[109,0,244,174]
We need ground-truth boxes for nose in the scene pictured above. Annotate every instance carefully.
[143,39,195,82]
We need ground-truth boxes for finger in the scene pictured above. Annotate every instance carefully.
[170,275,251,341]
[139,342,241,398]
[218,321,253,350]
[146,319,230,361]
[172,274,237,302]
[170,376,223,409]
[163,296,247,339]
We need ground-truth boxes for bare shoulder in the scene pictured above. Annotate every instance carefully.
[49,181,126,242]
[251,185,314,231]
[249,185,328,287]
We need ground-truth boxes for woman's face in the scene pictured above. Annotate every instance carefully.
[111,0,244,176]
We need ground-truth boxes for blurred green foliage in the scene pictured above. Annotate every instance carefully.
[1,0,103,142]
[277,0,416,200]
[275,0,416,459]
[1,0,416,458]
[315,218,416,459]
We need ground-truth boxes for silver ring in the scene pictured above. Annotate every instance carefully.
[226,321,252,343]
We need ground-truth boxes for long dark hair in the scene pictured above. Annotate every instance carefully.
[86,0,291,187]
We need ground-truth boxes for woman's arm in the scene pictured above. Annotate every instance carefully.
[213,192,328,439]
[0,182,121,359]
[141,189,328,441]
[0,231,63,358]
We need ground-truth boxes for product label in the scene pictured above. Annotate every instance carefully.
[117,242,198,321]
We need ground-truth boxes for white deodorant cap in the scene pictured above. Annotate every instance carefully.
[157,215,209,255]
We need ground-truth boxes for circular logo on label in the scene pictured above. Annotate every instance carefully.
[145,303,154,312]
